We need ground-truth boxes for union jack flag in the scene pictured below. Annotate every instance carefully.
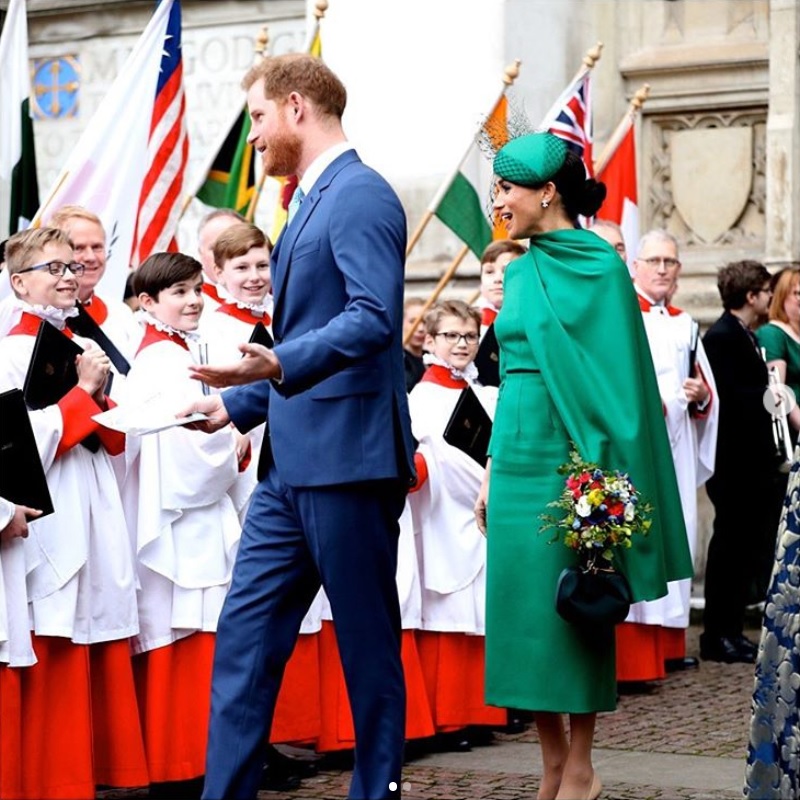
[540,71,594,177]
[131,0,189,264]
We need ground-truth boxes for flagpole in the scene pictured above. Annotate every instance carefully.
[179,25,270,221]
[30,171,69,227]
[538,41,603,129]
[593,83,650,176]
[304,0,328,52]
[405,59,522,260]
[403,245,470,347]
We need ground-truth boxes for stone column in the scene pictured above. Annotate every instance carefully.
[765,0,800,266]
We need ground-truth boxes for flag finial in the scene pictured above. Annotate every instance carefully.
[632,83,651,111]
[255,26,269,59]
[314,0,329,21]
[503,59,522,86]
[583,42,603,69]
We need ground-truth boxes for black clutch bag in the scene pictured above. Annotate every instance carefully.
[555,557,632,628]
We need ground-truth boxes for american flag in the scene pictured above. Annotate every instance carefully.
[131,0,188,264]
[541,71,594,177]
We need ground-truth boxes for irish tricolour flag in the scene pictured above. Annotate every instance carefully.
[0,0,40,239]
[431,95,510,257]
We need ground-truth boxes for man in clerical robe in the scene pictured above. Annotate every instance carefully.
[616,229,719,684]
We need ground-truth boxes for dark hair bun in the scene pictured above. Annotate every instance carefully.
[577,179,607,218]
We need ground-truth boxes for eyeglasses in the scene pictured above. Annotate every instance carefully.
[17,260,86,277]
[435,331,480,345]
[639,256,681,269]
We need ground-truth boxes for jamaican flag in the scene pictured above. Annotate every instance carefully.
[195,107,255,215]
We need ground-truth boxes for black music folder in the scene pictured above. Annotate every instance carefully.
[23,320,83,410]
[248,321,274,349]
[0,389,54,516]
[474,324,500,388]
[443,385,493,467]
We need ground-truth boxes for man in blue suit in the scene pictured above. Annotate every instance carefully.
[185,54,416,800]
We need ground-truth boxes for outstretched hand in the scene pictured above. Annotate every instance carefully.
[177,394,231,434]
[188,343,281,388]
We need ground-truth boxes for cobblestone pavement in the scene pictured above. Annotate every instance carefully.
[99,623,760,799]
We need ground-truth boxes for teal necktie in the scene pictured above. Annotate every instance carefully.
[287,186,305,225]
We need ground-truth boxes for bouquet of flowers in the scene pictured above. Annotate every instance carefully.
[542,448,652,628]
[541,448,653,567]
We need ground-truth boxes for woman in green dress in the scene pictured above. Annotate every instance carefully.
[474,133,693,800]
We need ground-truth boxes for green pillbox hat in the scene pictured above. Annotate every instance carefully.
[493,132,568,186]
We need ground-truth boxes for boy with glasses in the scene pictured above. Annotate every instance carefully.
[405,299,506,749]
[0,227,146,797]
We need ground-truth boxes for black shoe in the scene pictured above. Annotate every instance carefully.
[259,766,302,792]
[435,730,472,752]
[665,656,699,672]
[699,634,756,664]
[732,634,759,656]
[264,744,319,778]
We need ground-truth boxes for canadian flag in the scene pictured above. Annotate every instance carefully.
[596,121,639,268]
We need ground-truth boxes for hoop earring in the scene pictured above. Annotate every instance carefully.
[541,199,549,208]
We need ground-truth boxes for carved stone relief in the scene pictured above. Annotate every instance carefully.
[646,110,766,249]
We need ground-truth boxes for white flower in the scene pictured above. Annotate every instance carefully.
[624,503,635,522]
[576,496,592,517]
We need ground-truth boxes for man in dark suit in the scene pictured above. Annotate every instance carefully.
[184,54,416,800]
[701,260,775,664]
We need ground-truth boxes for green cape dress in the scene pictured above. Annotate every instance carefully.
[485,228,692,713]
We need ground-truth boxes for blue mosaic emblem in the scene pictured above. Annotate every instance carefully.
[32,56,80,119]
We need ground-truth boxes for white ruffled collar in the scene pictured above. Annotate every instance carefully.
[423,352,479,384]
[137,309,202,343]
[14,298,79,329]
[217,284,270,316]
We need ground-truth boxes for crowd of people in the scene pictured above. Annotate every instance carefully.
[1,51,799,800]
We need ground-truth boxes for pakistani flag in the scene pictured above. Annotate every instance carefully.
[0,0,39,239]
[194,107,255,215]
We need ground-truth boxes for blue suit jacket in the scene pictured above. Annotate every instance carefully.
[222,150,416,488]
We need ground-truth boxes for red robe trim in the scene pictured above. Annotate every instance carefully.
[18,636,95,799]
[420,364,468,390]
[615,622,667,682]
[132,632,216,783]
[416,630,506,731]
[202,283,223,304]
[481,307,498,327]
[271,634,323,745]
[136,323,190,355]
[82,294,109,326]
[315,622,435,751]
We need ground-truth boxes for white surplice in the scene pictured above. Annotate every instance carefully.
[0,324,139,645]
[405,371,497,634]
[200,303,271,522]
[0,498,36,666]
[121,330,242,654]
[626,298,719,628]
